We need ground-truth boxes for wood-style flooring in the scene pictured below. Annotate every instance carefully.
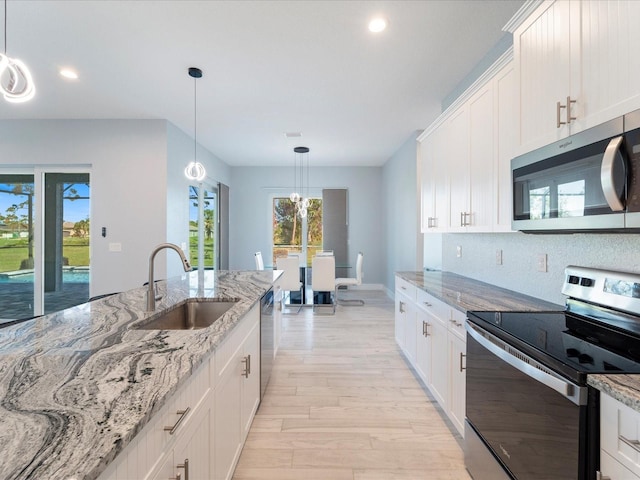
[232,290,471,480]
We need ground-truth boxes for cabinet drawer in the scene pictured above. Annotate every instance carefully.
[395,276,416,302]
[416,289,448,321]
[602,393,640,477]
[447,308,467,341]
[601,450,640,480]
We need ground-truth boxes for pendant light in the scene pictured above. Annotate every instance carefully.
[289,147,310,218]
[184,67,206,182]
[0,0,35,103]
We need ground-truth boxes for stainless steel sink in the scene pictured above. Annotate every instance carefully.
[134,299,239,330]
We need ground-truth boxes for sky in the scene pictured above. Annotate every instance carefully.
[0,183,90,224]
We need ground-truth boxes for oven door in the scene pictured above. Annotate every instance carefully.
[465,321,590,480]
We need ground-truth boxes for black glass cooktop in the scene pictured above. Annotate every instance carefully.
[468,303,640,378]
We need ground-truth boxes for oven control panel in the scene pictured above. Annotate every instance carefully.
[563,266,640,315]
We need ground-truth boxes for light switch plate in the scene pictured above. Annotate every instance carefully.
[536,253,547,272]
[456,246,462,258]
[496,249,503,265]
[109,242,122,252]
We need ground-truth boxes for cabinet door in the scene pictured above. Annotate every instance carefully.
[467,83,494,232]
[578,0,640,132]
[427,314,448,409]
[403,300,417,365]
[448,333,466,437]
[415,310,431,384]
[515,0,574,152]
[394,291,406,349]
[173,406,212,480]
[214,349,242,480]
[494,61,517,231]
[446,106,470,232]
[420,132,436,233]
[241,321,261,438]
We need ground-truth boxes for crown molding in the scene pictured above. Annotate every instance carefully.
[502,0,546,33]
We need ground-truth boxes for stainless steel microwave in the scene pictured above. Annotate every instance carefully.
[511,109,640,232]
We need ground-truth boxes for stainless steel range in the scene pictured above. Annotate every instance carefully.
[465,266,640,480]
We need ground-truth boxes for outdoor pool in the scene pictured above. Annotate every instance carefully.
[0,269,90,283]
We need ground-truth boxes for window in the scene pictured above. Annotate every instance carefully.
[189,185,217,270]
[272,197,322,266]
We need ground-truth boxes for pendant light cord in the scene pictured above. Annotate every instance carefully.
[193,75,197,162]
[4,0,7,55]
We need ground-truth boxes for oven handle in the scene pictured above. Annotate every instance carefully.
[601,135,625,212]
[466,322,586,406]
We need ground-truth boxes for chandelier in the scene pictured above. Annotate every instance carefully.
[289,146,310,218]
[184,67,206,182]
[0,0,35,103]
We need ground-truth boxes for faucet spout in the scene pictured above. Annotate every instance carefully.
[147,243,192,312]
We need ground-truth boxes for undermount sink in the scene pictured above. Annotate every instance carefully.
[134,299,239,330]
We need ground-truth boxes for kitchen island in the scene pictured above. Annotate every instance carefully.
[0,270,279,480]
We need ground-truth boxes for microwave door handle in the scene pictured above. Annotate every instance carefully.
[466,322,574,400]
[601,135,625,211]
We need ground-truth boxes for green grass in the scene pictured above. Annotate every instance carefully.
[0,238,90,272]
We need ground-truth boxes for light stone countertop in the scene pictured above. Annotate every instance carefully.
[0,269,280,480]
[397,270,640,413]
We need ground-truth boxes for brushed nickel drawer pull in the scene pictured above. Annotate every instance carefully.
[423,321,430,337]
[169,473,181,480]
[164,407,191,435]
[567,96,576,124]
[620,435,640,453]
[399,301,405,314]
[242,356,249,378]
[247,354,251,375]
[177,458,189,480]
[423,301,432,307]
[460,353,466,372]
[557,101,567,128]
[596,471,611,480]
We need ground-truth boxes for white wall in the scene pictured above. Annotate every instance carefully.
[436,232,640,306]
[0,119,233,298]
[229,166,385,284]
[382,132,422,292]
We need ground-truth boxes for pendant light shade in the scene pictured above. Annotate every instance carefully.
[290,146,310,218]
[184,67,206,182]
[1,0,35,103]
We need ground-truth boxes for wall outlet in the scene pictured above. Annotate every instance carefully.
[496,249,503,265]
[456,245,462,258]
[108,242,122,252]
[536,253,547,272]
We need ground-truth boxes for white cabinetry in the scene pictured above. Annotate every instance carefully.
[396,275,467,437]
[214,305,260,480]
[419,53,515,234]
[512,0,640,154]
[600,392,640,479]
[395,277,417,364]
[98,304,262,480]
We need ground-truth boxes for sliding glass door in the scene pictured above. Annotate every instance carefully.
[0,171,90,322]
[189,184,218,270]
[272,196,322,266]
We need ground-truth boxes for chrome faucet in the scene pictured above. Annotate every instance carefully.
[147,243,192,312]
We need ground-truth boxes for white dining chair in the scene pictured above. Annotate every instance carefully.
[276,256,303,314]
[316,250,333,256]
[335,251,364,306]
[311,254,336,314]
[254,251,264,270]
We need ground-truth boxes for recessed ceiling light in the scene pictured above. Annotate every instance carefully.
[60,68,78,80]
[285,132,302,138]
[368,17,388,33]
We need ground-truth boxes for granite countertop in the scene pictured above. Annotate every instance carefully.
[396,270,562,313]
[397,270,640,414]
[0,269,279,480]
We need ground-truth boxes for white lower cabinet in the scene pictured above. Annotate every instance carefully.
[98,303,262,480]
[600,392,640,479]
[396,275,467,437]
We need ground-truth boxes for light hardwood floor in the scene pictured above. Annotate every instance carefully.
[232,290,471,480]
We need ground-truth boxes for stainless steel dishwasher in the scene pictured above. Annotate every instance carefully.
[260,288,274,400]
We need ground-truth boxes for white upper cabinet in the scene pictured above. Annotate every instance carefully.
[513,0,640,154]
[419,52,515,234]
[514,0,577,152]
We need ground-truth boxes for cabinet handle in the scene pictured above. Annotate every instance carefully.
[169,474,181,480]
[247,354,251,375]
[400,286,406,290]
[459,353,466,372]
[557,101,567,127]
[460,212,471,227]
[428,217,437,228]
[619,435,640,453]
[423,321,430,337]
[596,472,611,480]
[163,407,191,435]
[242,356,250,378]
[399,301,405,313]
[177,459,189,480]
[423,301,432,307]
[566,96,576,124]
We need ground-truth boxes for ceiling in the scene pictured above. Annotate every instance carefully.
[1,0,524,167]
